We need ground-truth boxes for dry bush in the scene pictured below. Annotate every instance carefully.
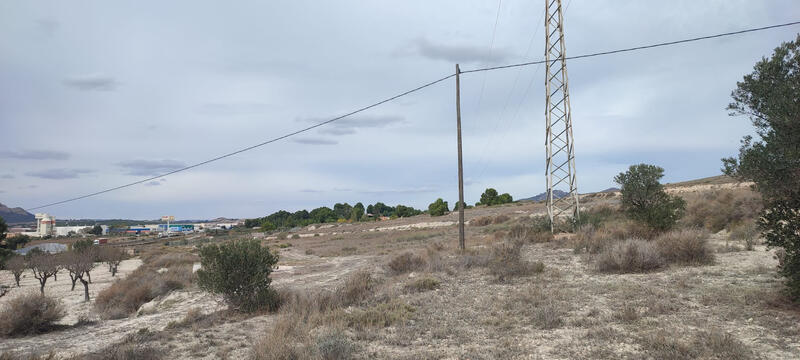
[532,301,564,329]
[0,291,65,337]
[489,240,545,282]
[81,328,164,360]
[614,303,640,323]
[639,329,753,360]
[387,252,426,275]
[691,329,753,360]
[730,221,760,250]
[423,245,447,273]
[683,189,762,232]
[655,229,714,265]
[405,277,440,292]
[251,314,314,360]
[456,248,492,269]
[95,265,195,319]
[316,330,356,360]
[470,216,494,227]
[595,239,665,273]
[343,300,415,330]
[493,214,510,224]
[337,270,373,307]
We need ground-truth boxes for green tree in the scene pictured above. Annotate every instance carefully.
[428,198,449,217]
[260,220,276,232]
[333,203,353,220]
[89,225,103,235]
[351,202,365,221]
[498,193,513,204]
[614,164,686,231]
[723,35,800,299]
[197,239,280,312]
[477,188,499,206]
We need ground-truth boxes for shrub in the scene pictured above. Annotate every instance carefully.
[493,215,510,224]
[251,314,313,360]
[427,198,449,217]
[532,301,564,329]
[615,164,686,231]
[406,277,440,292]
[683,190,762,232]
[575,205,621,228]
[95,265,195,319]
[489,240,544,282]
[508,224,554,243]
[470,216,493,227]
[316,331,356,360]
[387,252,426,275]
[655,229,714,265]
[344,300,415,330]
[0,292,65,337]
[197,239,280,313]
[337,270,373,306]
[595,239,665,273]
[730,221,760,250]
[82,328,164,360]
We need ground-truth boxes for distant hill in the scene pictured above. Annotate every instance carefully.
[600,187,620,193]
[520,190,569,202]
[0,202,35,224]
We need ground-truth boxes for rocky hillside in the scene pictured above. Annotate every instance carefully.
[0,202,34,224]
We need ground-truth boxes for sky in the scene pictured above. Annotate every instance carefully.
[0,0,798,220]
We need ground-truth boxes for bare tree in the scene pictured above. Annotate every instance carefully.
[27,251,61,295]
[58,252,80,291]
[63,248,97,302]
[5,256,26,287]
[100,247,126,277]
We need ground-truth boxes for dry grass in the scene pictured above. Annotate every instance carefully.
[0,291,65,337]
[638,329,753,360]
[655,228,715,265]
[595,239,666,273]
[405,277,440,292]
[683,189,762,232]
[386,252,426,275]
[95,262,195,319]
[488,240,545,282]
[81,328,165,360]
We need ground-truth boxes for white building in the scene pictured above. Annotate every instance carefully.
[35,213,56,237]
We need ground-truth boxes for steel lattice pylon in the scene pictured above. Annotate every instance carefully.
[544,0,579,232]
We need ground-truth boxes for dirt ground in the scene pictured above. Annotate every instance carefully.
[1,180,799,359]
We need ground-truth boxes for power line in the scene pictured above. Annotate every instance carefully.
[27,19,800,210]
[460,20,800,74]
[27,74,455,211]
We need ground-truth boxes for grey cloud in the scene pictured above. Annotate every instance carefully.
[199,102,274,116]
[414,38,510,64]
[1,174,14,179]
[360,186,437,194]
[305,115,405,136]
[0,150,70,160]
[62,74,117,91]
[293,138,338,145]
[299,189,323,193]
[26,168,93,179]
[36,19,59,36]
[145,181,162,186]
[117,159,186,176]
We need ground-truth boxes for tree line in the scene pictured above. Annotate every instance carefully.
[244,202,424,231]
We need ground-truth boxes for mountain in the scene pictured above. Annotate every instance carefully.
[520,190,570,202]
[0,202,35,224]
[600,187,620,193]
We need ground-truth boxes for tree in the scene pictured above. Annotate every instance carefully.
[395,205,422,218]
[6,256,26,287]
[100,247,126,277]
[197,239,280,312]
[453,201,472,210]
[333,203,353,220]
[89,225,103,236]
[260,220,276,232]
[476,188,514,206]
[63,248,97,301]
[428,198,449,217]
[614,164,686,231]
[723,35,800,299]
[351,202,365,221]
[27,251,61,295]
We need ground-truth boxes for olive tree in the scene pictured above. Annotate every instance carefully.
[723,35,800,299]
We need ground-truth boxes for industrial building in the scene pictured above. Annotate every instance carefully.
[34,213,56,237]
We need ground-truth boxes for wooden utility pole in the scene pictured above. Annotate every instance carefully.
[455,64,465,250]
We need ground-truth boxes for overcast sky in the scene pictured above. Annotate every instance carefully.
[0,1,798,220]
